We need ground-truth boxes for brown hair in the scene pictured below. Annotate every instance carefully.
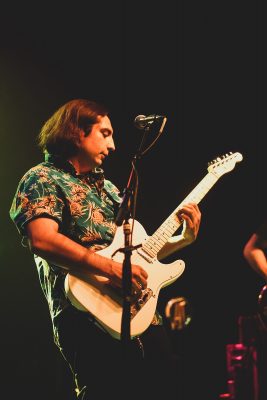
[38,99,109,157]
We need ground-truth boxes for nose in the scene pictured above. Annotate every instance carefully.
[107,136,115,152]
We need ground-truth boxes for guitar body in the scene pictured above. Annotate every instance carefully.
[64,152,243,340]
[65,219,185,340]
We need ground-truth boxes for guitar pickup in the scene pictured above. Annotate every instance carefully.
[130,288,153,319]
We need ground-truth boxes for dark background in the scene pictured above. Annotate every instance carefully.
[1,1,266,399]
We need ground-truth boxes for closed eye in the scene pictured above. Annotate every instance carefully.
[101,129,113,138]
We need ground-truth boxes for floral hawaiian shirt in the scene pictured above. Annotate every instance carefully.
[9,154,122,335]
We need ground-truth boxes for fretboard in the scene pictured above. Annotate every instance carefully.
[141,171,219,258]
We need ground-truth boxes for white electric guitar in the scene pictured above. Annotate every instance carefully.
[65,152,243,339]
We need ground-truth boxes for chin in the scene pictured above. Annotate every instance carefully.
[95,159,103,167]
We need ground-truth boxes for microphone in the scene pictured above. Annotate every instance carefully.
[134,114,165,129]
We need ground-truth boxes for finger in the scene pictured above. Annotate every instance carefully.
[179,204,198,215]
[183,202,199,209]
[177,209,193,223]
[179,205,200,222]
[140,269,148,279]
[136,278,146,290]
[134,275,147,291]
[181,203,200,214]
[132,267,148,290]
[180,213,194,228]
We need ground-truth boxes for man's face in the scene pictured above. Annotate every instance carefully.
[76,115,115,172]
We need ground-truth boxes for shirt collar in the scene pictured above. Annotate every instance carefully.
[45,153,105,190]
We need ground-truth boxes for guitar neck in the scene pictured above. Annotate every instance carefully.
[141,171,219,258]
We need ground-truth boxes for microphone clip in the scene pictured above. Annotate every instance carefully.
[134,114,165,130]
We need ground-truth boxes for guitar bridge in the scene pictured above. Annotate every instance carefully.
[130,288,153,319]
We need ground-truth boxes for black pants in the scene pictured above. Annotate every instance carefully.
[55,307,181,400]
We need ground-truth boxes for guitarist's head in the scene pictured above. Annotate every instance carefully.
[38,99,115,173]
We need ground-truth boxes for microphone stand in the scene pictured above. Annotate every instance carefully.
[115,126,151,345]
[115,116,167,345]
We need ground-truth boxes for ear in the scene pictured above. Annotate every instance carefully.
[76,129,86,147]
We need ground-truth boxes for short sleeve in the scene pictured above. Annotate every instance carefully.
[9,166,65,236]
